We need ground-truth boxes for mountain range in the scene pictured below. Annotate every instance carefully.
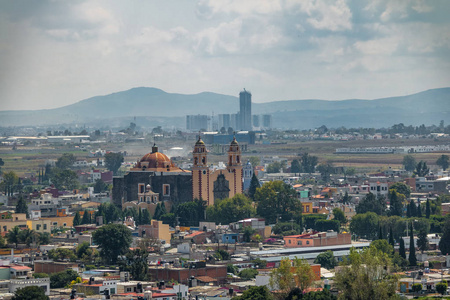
[0,87,448,129]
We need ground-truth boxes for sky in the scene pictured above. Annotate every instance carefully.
[1,0,449,111]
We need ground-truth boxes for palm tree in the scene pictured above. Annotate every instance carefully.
[19,228,35,247]
[7,226,21,247]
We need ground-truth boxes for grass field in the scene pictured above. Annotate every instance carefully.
[0,137,449,176]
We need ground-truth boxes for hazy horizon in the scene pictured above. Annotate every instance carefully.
[1,1,450,111]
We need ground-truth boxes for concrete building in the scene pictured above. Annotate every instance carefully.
[138,220,171,244]
[239,89,252,131]
[284,231,351,248]
[186,115,208,131]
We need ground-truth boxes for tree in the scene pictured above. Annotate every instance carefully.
[55,153,76,169]
[411,283,422,295]
[436,154,449,171]
[409,223,417,266]
[342,191,352,204]
[227,264,239,274]
[141,209,151,225]
[408,200,417,218]
[349,212,379,240]
[50,269,78,288]
[0,157,4,173]
[233,286,273,300]
[255,181,302,225]
[390,182,411,198]
[7,226,21,247]
[290,159,301,173]
[206,194,256,225]
[417,202,422,218]
[270,257,315,297]
[214,249,230,261]
[120,247,149,281]
[93,179,107,193]
[389,227,395,249]
[417,229,428,253]
[73,211,81,227]
[19,228,35,247]
[399,237,406,259]
[415,160,429,177]
[356,192,386,215]
[316,162,334,182]
[48,248,76,261]
[332,208,346,226]
[436,281,448,295]
[248,173,260,200]
[371,239,393,256]
[334,246,397,300]
[2,171,18,197]
[49,168,79,190]
[439,218,450,255]
[92,223,132,265]
[12,285,49,300]
[426,199,431,219]
[402,155,416,172]
[238,268,258,280]
[266,161,282,173]
[15,196,28,217]
[243,226,256,242]
[300,153,318,173]
[104,152,124,175]
[388,190,403,217]
[175,199,206,226]
[314,250,336,269]
[81,210,91,225]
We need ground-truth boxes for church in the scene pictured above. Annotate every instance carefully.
[112,136,244,210]
[192,135,243,206]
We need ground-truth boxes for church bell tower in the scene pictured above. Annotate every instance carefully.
[227,135,243,195]
[192,135,209,203]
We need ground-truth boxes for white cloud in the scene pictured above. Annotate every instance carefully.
[299,0,352,31]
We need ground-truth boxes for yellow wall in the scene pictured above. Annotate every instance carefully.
[41,216,74,228]
[27,219,52,234]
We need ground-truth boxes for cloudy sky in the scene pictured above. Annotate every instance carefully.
[1,0,449,111]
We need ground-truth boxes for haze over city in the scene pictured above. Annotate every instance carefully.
[1,0,450,111]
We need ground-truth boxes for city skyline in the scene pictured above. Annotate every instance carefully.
[1,0,449,111]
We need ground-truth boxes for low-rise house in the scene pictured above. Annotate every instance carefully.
[139,220,171,244]
[284,231,351,248]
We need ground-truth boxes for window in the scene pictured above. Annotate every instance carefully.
[138,184,145,194]
[297,241,302,245]
[53,222,58,226]
[306,241,310,245]
[288,240,291,244]
[306,206,310,213]
[43,224,47,230]
[37,224,41,230]
[63,223,67,227]
[163,184,170,196]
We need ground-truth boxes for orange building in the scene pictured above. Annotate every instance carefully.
[284,231,351,248]
[192,136,243,206]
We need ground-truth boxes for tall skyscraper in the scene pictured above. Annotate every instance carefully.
[239,89,252,131]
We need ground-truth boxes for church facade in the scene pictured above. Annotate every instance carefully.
[112,144,192,209]
[192,135,243,206]
[112,137,244,210]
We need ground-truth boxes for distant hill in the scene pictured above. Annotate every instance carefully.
[0,87,448,129]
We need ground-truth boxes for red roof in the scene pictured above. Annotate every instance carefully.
[186,231,205,237]
[153,292,176,298]
[10,265,32,271]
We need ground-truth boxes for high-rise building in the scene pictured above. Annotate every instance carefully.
[186,115,208,131]
[262,114,272,129]
[252,115,260,127]
[218,114,231,130]
[239,89,252,131]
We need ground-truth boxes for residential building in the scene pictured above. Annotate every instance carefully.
[284,231,351,248]
[138,220,171,243]
[9,278,50,296]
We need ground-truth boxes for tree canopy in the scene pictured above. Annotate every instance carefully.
[402,155,416,172]
[92,223,132,265]
[334,246,397,299]
[206,194,255,225]
[415,160,429,177]
[436,154,449,171]
[356,192,386,215]
[255,181,302,225]
[12,286,49,300]
[55,153,76,169]
[104,152,124,175]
